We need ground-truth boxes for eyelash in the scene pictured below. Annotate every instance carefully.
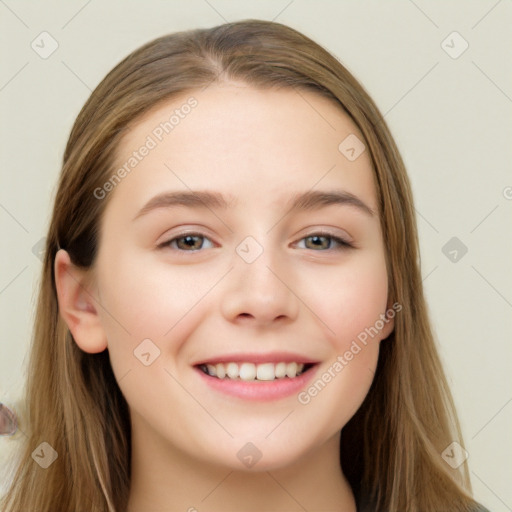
[158,231,354,253]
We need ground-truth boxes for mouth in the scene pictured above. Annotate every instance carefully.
[193,356,320,401]
[196,361,316,381]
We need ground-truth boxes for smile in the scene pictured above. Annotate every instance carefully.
[198,361,313,381]
[194,358,319,401]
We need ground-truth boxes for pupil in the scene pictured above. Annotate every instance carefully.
[181,235,200,250]
[309,236,327,249]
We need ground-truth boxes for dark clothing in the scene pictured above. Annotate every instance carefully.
[356,492,491,512]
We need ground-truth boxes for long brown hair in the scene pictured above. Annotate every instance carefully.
[2,19,481,512]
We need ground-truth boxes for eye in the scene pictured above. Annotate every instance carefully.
[158,233,215,252]
[157,231,353,253]
[296,232,353,251]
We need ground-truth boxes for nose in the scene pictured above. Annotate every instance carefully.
[220,242,300,327]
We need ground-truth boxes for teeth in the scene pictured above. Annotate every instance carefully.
[256,363,275,381]
[286,362,298,378]
[239,363,256,381]
[200,362,307,381]
[215,363,226,379]
[275,362,287,378]
[226,362,238,379]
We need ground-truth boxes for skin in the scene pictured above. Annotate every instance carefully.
[55,83,395,511]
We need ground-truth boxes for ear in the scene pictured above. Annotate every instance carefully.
[54,249,108,354]
[379,300,397,341]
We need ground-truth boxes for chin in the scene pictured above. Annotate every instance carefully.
[199,437,318,473]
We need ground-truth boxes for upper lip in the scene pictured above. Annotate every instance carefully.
[192,352,320,366]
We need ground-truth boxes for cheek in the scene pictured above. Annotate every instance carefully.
[293,256,388,428]
[94,250,219,358]
[317,255,388,411]
[303,253,389,351]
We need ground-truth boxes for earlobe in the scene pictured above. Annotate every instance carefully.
[379,301,397,341]
[380,315,395,341]
[54,249,108,354]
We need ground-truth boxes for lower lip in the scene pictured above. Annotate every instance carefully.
[194,365,319,402]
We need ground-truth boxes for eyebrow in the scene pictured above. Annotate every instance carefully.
[133,189,375,220]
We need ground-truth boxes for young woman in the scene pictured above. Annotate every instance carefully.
[1,19,490,512]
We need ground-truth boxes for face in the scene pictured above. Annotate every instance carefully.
[84,83,394,470]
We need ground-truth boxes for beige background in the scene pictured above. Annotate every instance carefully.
[1,0,511,509]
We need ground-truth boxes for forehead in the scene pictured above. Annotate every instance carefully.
[110,83,377,214]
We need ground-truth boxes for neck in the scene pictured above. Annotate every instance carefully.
[127,429,356,512]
